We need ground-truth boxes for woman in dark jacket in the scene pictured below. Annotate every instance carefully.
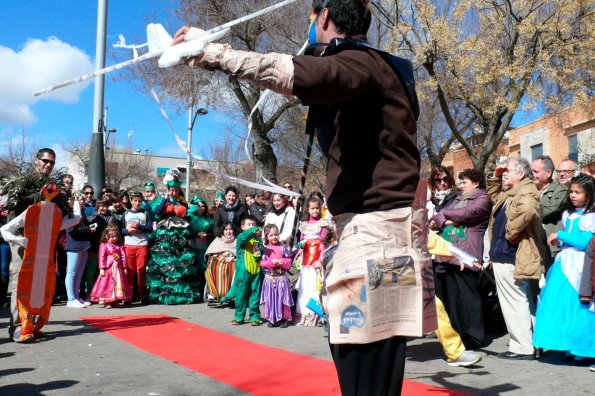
[430,168,492,349]
[213,186,247,236]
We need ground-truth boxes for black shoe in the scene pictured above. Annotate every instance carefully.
[280,321,289,328]
[497,351,534,360]
[561,353,575,363]
[571,356,594,366]
[267,322,275,328]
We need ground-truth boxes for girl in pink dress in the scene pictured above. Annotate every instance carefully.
[296,196,328,326]
[260,224,294,328]
[90,225,132,308]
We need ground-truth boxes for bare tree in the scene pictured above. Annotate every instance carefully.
[121,0,310,182]
[62,139,153,191]
[0,126,36,176]
[273,105,328,194]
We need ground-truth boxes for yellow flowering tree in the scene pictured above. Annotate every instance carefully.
[373,0,594,169]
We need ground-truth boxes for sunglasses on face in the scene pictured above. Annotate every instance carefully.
[84,191,94,195]
[40,158,55,165]
[434,177,449,183]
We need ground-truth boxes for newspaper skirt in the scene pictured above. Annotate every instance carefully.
[323,206,436,344]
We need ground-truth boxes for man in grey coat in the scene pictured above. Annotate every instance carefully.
[531,155,567,270]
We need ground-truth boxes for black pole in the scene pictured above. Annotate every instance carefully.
[289,112,315,249]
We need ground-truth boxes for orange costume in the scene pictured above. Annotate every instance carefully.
[0,183,80,342]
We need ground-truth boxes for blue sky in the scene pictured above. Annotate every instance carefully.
[0,1,546,171]
[0,1,232,168]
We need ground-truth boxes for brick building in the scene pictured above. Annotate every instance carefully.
[424,103,594,178]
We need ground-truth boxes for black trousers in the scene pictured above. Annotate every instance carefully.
[330,336,407,396]
[434,264,485,349]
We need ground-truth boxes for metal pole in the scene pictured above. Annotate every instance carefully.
[88,0,108,198]
[289,112,316,249]
[186,106,193,199]
[103,106,108,145]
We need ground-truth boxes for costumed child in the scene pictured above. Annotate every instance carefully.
[295,196,328,326]
[533,174,595,362]
[89,225,132,308]
[222,215,263,326]
[122,191,154,304]
[188,195,214,290]
[260,224,294,328]
[82,198,121,301]
[203,222,237,304]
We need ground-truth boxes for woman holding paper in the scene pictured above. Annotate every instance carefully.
[430,168,492,350]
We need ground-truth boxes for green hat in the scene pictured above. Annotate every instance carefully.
[190,195,207,206]
[188,195,207,215]
[144,181,156,191]
[215,191,224,202]
[166,178,182,191]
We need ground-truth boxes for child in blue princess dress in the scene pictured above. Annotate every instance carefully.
[533,174,595,363]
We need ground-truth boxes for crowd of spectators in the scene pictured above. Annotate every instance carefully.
[1,149,594,373]
[428,157,595,370]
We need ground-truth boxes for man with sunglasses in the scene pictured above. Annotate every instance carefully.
[173,1,420,394]
[556,158,578,187]
[35,149,56,176]
[2,148,76,342]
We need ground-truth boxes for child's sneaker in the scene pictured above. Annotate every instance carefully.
[78,298,91,307]
[447,351,482,367]
[66,299,86,308]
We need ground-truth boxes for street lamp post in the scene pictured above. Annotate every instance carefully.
[104,128,117,149]
[88,0,108,199]
[186,106,208,198]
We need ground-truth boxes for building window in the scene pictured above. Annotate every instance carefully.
[530,144,543,161]
[568,135,578,162]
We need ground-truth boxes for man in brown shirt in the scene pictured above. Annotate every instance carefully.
[174,1,420,394]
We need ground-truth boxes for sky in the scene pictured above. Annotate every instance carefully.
[0,1,546,172]
[0,0,233,169]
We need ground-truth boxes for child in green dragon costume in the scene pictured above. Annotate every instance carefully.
[222,215,263,325]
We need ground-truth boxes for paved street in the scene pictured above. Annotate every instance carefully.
[0,302,591,396]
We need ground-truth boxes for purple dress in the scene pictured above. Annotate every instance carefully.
[90,242,132,303]
[260,244,294,323]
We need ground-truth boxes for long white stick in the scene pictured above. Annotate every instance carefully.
[34,0,298,97]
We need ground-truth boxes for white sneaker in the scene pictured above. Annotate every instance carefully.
[448,350,482,367]
[66,299,86,308]
[589,364,595,372]
[78,298,91,306]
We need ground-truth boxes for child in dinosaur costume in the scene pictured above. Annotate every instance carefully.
[221,215,263,325]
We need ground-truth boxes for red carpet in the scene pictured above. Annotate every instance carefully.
[81,314,470,396]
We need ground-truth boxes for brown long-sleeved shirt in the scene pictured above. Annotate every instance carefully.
[292,47,420,215]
